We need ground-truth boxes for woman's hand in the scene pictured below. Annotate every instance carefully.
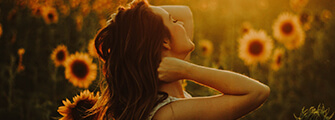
[157,57,191,82]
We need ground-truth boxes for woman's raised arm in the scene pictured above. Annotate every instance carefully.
[159,5,194,41]
[155,57,270,119]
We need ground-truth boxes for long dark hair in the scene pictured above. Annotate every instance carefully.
[89,0,171,119]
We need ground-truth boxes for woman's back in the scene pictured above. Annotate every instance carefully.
[147,91,192,120]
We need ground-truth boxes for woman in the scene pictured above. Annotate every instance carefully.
[91,0,270,119]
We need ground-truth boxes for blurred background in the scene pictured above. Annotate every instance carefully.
[0,0,334,119]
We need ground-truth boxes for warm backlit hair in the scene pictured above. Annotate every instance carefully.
[89,0,171,119]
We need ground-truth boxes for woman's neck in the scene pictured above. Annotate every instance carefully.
[159,80,185,98]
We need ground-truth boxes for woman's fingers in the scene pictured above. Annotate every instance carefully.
[157,57,189,82]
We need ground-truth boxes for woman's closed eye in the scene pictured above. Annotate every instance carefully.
[169,14,178,23]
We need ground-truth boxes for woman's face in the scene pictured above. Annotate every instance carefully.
[150,6,194,60]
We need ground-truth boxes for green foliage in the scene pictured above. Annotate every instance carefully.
[294,104,334,120]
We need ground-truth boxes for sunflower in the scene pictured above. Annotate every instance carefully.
[15,0,28,7]
[41,5,59,24]
[64,52,97,88]
[258,0,269,10]
[240,22,253,35]
[81,3,91,16]
[92,0,115,15]
[54,0,65,7]
[51,45,69,67]
[299,12,313,31]
[198,39,213,57]
[0,23,2,38]
[271,48,285,71]
[70,0,81,8]
[238,30,273,65]
[88,39,99,58]
[27,0,39,8]
[290,0,308,12]
[57,90,100,120]
[17,48,25,72]
[59,4,70,16]
[7,8,17,21]
[321,9,332,23]
[18,48,25,56]
[31,4,43,17]
[92,0,103,15]
[273,12,305,50]
[76,15,83,31]
[283,32,305,50]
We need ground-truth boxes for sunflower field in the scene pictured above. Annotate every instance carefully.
[0,0,334,119]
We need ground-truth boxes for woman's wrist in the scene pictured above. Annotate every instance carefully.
[182,61,196,80]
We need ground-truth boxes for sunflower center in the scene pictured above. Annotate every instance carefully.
[71,99,95,120]
[36,9,41,15]
[276,55,282,65]
[48,13,54,20]
[71,60,89,79]
[281,22,294,35]
[242,28,249,34]
[300,13,309,24]
[248,40,263,56]
[56,51,65,61]
[202,46,208,52]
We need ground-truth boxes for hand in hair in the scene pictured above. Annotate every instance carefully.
[157,57,191,82]
[155,57,270,119]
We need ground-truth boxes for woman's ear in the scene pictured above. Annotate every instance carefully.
[163,38,171,50]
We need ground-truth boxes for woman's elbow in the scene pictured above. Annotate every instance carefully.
[263,85,270,98]
[256,84,270,103]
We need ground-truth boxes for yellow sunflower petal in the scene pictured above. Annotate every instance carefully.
[62,99,71,106]
[59,115,72,120]
[57,106,70,116]
[88,39,99,57]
